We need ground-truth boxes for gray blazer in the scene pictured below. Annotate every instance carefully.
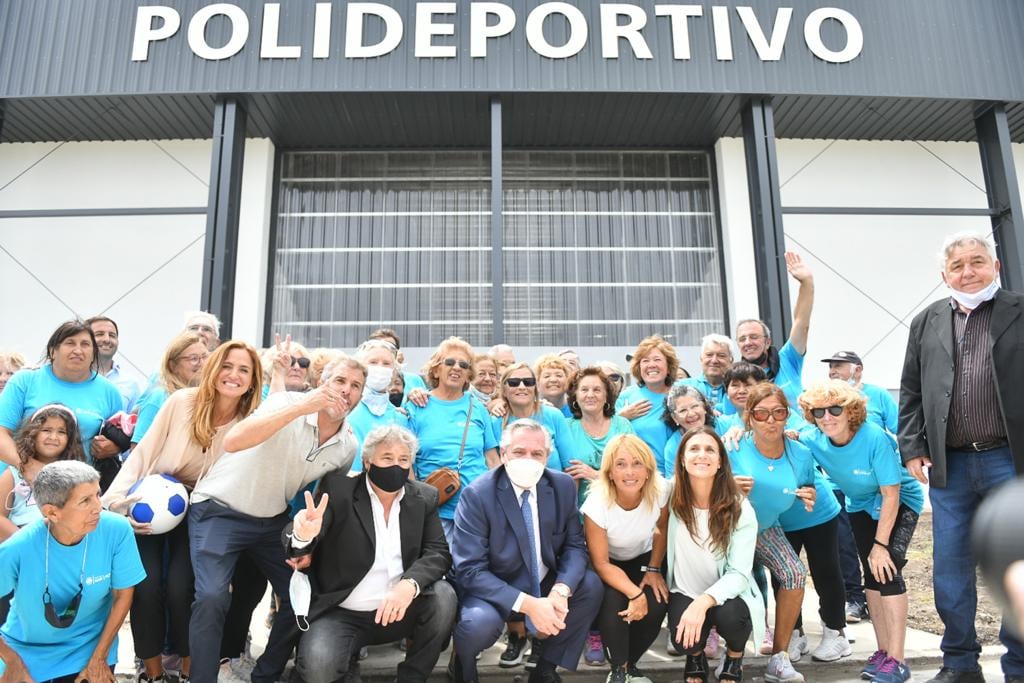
[898,288,1024,487]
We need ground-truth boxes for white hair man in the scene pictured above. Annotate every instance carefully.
[677,333,736,415]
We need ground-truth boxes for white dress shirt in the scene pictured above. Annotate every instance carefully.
[510,482,548,612]
[339,479,406,612]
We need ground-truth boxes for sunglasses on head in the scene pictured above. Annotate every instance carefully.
[442,358,471,370]
[810,405,844,419]
[290,356,311,369]
[505,377,537,388]
[750,406,789,422]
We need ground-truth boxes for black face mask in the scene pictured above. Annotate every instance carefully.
[44,585,83,629]
[368,463,409,493]
[388,392,403,407]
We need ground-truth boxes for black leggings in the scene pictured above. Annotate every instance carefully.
[596,552,669,668]
[783,516,846,631]
[133,519,194,659]
[849,505,918,596]
[219,552,270,659]
[667,593,752,655]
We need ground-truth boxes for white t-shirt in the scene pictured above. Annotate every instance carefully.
[581,481,670,561]
[671,508,721,598]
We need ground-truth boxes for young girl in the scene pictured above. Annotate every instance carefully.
[0,404,85,539]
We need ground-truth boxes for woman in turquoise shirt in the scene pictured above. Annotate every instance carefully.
[615,336,677,468]
[661,385,721,479]
[796,380,924,683]
[347,339,410,473]
[489,362,573,471]
[565,367,635,503]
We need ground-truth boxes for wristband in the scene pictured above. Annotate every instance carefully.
[641,565,661,574]
[873,539,890,550]
[628,591,644,601]
[289,531,311,544]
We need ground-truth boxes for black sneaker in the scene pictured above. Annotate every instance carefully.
[846,600,870,623]
[524,638,544,671]
[499,632,526,668]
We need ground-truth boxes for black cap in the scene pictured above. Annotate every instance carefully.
[820,350,863,366]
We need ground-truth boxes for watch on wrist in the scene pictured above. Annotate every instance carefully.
[551,584,571,599]
[641,565,662,574]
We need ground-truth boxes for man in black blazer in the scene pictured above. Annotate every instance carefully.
[285,424,456,683]
[899,230,1024,683]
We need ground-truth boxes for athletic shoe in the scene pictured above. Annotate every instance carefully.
[860,650,888,680]
[584,630,606,666]
[788,630,809,663]
[759,627,775,656]
[872,656,911,683]
[626,663,654,683]
[499,631,526,668]
[704,627,723,659]
[525,638,543,671]
[811,627,853,662]
[765,651,805,683]
[846,600,870,623]
[605,667,628,683]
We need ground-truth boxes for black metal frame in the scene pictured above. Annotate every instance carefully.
[975,103,1024,291]
[261,150,284,347]
[490,96,504,345]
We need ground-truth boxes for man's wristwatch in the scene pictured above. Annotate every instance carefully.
[403,578,421,598]
[550,583,571,599]
[641,565,661,574]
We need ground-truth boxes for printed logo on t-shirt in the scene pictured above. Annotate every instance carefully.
[85,572,111,586]
[852,468,873,476]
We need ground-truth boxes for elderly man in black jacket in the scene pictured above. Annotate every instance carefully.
[899,230,1024,683]
[285,424,456,683]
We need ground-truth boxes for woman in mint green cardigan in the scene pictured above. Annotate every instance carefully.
[665,426,765,683]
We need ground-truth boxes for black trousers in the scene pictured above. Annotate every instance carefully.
[596,552,669,668]
[849,505,918,596]
[133,520,194,659]
[783,516,847,631]
[667,593,752,655]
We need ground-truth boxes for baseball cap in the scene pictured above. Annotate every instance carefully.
[820,350,863,365]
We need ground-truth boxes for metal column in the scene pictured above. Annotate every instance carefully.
[201,98,247,339]
[975,103,1024,292]
[490,96,505,344]
[741,98,792,338]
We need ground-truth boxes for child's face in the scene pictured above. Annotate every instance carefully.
[35,416,69,460]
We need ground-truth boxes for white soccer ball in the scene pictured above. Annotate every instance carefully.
[128,474,189,534]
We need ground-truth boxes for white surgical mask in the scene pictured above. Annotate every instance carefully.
[289,569,311,632]
[504,457,545,489]
[365,365,393,393]
[949,279,1000,311]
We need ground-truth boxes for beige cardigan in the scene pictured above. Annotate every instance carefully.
[101,388,238,509]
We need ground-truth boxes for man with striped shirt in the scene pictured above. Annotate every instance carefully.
[899,230,1024,683]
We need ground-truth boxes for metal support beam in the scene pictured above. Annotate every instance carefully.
[782,207,997,217]
[490,96,505,344]
[975,103,1024,292]
[741,98,792,338]
[201,98,247,339]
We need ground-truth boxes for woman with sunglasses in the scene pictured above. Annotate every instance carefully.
[0,460,145,683]
[795,380,924,683]
[492,362,575,471]
[728,383,816,683]
[261,335,313,397]
[406,337,498,543]
[132,332,208,445]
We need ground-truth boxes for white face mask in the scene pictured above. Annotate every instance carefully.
[504,456,545,489]
[289,569,311,632]
[948,279,1000,311]
[365,365,393,393]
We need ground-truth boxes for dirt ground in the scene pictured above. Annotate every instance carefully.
[902,510,1003,644]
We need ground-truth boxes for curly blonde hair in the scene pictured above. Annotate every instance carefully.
[797,379,868,431]
[629,335,680,386]
[423,337,476,390]
[533,354,573,381]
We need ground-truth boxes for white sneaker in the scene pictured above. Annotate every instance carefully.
[765,651,805,683]
[811,627,853,662]
[787,630,809,663]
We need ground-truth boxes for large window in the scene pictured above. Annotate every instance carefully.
[269,150,725,349]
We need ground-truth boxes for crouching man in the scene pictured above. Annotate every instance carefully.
[286,424,456,683]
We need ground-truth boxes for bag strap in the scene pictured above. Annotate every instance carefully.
[456,398,474,472]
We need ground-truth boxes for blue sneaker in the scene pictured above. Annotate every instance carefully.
[872,656,910,683]
[860,650,887,680]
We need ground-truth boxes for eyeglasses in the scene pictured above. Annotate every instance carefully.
[442,358,471,370]
[608,374,623,383]
[187,324,216,335]
[673,404,705,417]
[750,406,789,422]
[177,353,208,364]
[290,356,311,369]
[505,377,537,388]
[810,405,845,419]
[736,334,765,343]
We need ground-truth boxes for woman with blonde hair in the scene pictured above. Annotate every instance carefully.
[582,434,670,683]
[0,351,25,394]
[534,353,575,417]
[615,336,678,471]
[796,380,924,683]
[102,340,263,683]
[132,332,208,444]
[491,362,574,471]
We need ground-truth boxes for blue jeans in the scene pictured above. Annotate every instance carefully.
[930,446,1024,675]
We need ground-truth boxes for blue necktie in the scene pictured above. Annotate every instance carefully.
[521,490,542,600]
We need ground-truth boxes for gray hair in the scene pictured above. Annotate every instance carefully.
[34,461,99,508]
[735,318,771,341]
[666,382,706,408]
[361,424,419,469]
[701,333,735,358]
[499,418,553,453]
[321,354,368,384]
[489,344,514,356]
[939,230,998,269]
[184,310,221,332]
[356,339,398,362]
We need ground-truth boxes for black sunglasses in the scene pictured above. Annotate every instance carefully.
[442,358,471,370]
[810,405,845,419]
[291,356,311,369]
[505,377,537,388]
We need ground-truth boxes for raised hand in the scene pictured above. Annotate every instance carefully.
[293,490,329,542]
[272,333,293,376]
[785,251,813,283]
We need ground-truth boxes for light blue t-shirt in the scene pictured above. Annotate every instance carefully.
[778,467,842,532]
[0,513,146,680]
[402,372,427,400]
[3,467,42,528]
[861,383,898,434]
[728,434,817,531]
[406,393,498,520]
[566,416,635,503]
[347,400,411,474]
[0,366,123,462]
[676,375,737,416]
[764,340,805,407]
[798,421,925,519]
[491,405,574,471]
[131,386,170,445]
[615,385,674,473]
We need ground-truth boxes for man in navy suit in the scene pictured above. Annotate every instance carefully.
[449,418,602,683]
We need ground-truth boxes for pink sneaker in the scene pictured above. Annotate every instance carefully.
[704,627,723,659]
[760,627,774,656]
[584,630,605,666]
